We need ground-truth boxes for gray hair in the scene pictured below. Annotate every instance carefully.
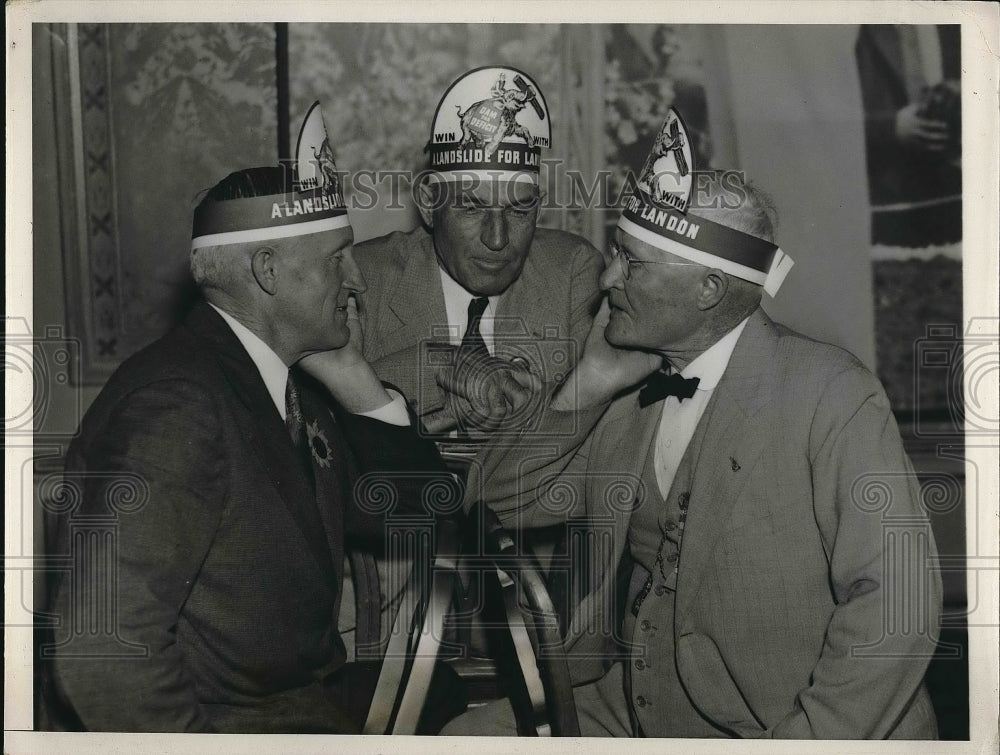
[686,171,775,315]
[689,171,778,244]
[190,166,290,294]
[190,243,251,294]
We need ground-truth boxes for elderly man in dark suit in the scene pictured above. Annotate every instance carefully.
[445,112,941,738]
[43,104,455,733]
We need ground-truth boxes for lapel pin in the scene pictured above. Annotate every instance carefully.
[306,420,332,468]
[730,457,741,472]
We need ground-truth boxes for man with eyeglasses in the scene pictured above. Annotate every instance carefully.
[444,111,941,738]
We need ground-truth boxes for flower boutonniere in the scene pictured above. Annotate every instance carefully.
[305,420,332,468]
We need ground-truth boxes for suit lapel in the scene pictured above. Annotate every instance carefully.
[380,233,449,355]
[569,394,660,634]
[295,376,354,589]
[495,249,561,343]
[671,309,784,621]
[370,236,450,407]
[609,393,666,499]
[186,302,336,583]
[596,393,663,546]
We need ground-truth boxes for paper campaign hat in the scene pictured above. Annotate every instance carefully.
[191,101,350,250]
[426,66,551,185]
[617,108,794,297]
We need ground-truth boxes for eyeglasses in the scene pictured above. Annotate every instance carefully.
[608,239,697,280]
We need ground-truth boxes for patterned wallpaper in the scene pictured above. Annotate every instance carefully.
[62,22,699,380]
[50,22,960,416]
[60,23,277,380]
[287,23,571,230]
[111,23,278,341]
[285,23,710,243]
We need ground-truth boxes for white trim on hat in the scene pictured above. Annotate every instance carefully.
[617,216,768,285]
[763,248,794,297]
[191,213,352,250]
[617,216,794,296]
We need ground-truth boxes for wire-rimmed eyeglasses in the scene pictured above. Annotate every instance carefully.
[609,239,697,280]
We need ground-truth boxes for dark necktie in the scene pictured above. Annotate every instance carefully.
[285,372,304,441]
[638,370,701,408]
[285,372,315,487]
[455,297,491,439]
[461,296,491,359]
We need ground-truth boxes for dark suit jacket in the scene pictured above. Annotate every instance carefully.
[45,300,447,732]
[470,309,942,738]
[855,25,961,208]
[354,226,604,420]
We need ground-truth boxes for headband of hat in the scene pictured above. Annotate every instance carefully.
[191,101,350,250]
[618,108,793,296]
[426,66,551,185]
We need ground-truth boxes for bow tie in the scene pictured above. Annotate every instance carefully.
[638,370,701,407]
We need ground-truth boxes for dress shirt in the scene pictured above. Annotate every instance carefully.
[438,267,498,353]
[210,304,409,426]
[653,317,749,497]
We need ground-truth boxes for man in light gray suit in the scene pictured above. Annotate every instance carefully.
[354,66,602,434]
[445,113,941,738]
[348,67,603,654]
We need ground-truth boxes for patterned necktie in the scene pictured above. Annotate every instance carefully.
[285,373,304,443]
[638,370,701,408]
[285,372,315,487]
[461,296,491,359]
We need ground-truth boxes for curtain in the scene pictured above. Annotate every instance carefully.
[713,25,876,369]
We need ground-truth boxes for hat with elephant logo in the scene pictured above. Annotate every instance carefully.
[191,101,349,249]
[426,66,551,184]
[618,107,794,296]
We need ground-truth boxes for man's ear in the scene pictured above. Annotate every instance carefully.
[696,268,729,311]
[416,182,438,228]
[250,246,279,295]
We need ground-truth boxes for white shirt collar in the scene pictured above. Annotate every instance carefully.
[438,266,499,348]
[210,303,290,419]
[675,316,750,391]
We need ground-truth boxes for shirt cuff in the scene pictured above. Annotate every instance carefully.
[355,389,411,426]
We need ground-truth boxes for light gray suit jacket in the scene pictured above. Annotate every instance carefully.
[468,308,941,739]
[354,226,604,420]
[346,225,603,649]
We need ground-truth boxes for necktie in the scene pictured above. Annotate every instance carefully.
[285,372,315,487]
[638,370,700,408]
[285,373,305,443]
[455,297,491,439]
[461,296,491,359]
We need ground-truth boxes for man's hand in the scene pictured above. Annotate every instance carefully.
[431,350,543,435]
[894,102,949,152]
[552,298,661,410]
[298,297,393,413]
[304,296,366,370]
